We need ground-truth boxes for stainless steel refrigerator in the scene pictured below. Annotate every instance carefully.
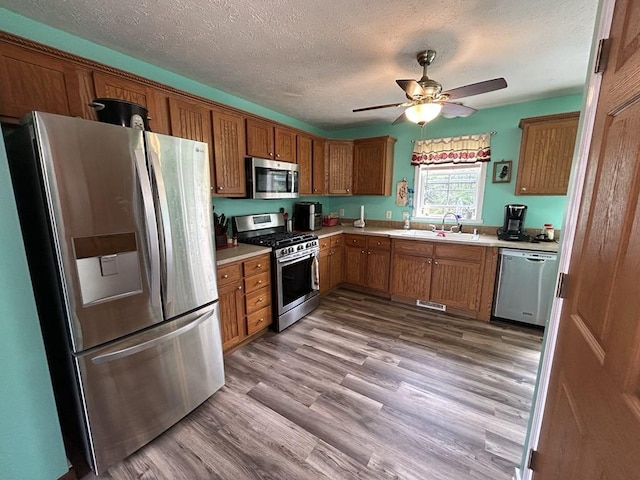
[5,112,224,474]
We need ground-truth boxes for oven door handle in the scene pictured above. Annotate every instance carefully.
[277,251,316,266]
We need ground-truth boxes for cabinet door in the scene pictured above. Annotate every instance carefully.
[326,141,353,194]
[297,134,313,195]
[366,249,390,292]
[390,254,432,299]
[212,108,246,196]
[319,248,331,295]
[353,136,395,195]
[312,139,326,195]
[515,112,579,195]
[0,44,78,119]
[93,72,160,129]
[218,280,245,351]
[344,245,366,285]
[168,97,212,144]
[246,117,274,159]
[430,258,481,310]
[329,245,344,289]
[274,126,296,163]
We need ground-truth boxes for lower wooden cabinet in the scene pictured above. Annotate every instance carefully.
[390,239,495,320]
[217,253,272,353]
[319,234,343,295]
[343,234,391,293]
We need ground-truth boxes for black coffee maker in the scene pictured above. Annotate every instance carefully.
[497,204,530,241]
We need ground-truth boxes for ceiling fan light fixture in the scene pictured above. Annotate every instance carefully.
[405,102,442,124]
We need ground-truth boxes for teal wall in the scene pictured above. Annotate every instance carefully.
[325,94,583,230]
[0,135,68,479]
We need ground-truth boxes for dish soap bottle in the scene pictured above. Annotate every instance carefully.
[403,212,411,230]
[544,223,555,240]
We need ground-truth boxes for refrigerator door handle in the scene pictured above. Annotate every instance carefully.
[148,147,176,307]
[133,147,161,307]
[91,306,215,365]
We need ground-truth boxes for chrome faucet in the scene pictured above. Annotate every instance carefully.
[442,212,461,232]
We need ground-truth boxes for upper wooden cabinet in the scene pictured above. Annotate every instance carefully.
[297,134,313,195]
[353,136,396,195]
[211,108,246,197]
[246,118,296,162]
[0,43,87,121]
[326,140,354,195]
[515,111,579,195]
[312,139,326,195]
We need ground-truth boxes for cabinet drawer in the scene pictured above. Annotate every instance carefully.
[330,235,343,248]
[244,271,270,293]
[393,239,433,256]
[367,236,391,250]
[243,254,271,276]
[247,306,272,335]
[245,286,271,314]
[217,262,242,286]
[434,244,483,262]
[345,234,366,248]
[319,237,331,251]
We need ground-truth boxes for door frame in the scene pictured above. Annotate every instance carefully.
[519,0,615,478]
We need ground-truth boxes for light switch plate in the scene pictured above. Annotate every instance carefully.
[339,209,345,216]
[385,211,392,219]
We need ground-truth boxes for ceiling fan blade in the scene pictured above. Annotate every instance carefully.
[353,102,405,113]
[392,112,408,125]
[440,102,477,118]
[442,78,507,100]
[396,79,426,99]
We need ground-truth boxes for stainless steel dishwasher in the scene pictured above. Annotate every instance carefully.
[493,248,558,326]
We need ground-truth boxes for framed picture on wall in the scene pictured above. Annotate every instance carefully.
[492,160,512,183]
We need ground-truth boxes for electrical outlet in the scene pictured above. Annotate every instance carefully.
[385,211,392,219]
[339,208,345,216]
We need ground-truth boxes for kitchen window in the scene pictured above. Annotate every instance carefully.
[413,162,487,222]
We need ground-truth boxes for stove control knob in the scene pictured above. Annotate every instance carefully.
[297,245,304,251]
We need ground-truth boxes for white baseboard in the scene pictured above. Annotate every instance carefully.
[514,466,522,480]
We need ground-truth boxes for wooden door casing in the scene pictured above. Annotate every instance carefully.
[212,108,246,196]
[535,0,640,478]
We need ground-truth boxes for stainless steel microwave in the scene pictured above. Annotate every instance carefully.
[245,157,299,199]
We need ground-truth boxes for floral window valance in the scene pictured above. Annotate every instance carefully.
[411,132,492,165]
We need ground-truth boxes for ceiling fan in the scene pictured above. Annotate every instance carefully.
[353,50,507,125]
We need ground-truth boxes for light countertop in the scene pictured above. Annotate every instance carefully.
[215,244,271,266]
[316,225,559,253]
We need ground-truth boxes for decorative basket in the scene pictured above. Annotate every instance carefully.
[322,217,339,227]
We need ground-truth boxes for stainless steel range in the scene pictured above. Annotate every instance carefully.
[234,213,320,331]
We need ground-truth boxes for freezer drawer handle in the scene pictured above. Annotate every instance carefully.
[90,307,214,365]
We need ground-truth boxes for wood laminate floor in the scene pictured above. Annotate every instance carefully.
[84,288,543,480]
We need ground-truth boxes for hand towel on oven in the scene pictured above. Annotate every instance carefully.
[311,254,320,291]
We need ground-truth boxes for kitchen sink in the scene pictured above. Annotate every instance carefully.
[394,230,481,242]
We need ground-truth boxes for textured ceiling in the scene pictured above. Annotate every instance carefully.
[0,0,599,130]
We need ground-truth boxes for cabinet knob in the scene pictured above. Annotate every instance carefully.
[521,187,527,191]
[258,297,264,302]
[257,263,262,268]
[258,318,264,323]
[428,260,432,264]
[223,274,229,279]
[376,241,381,246]
[352,239,357,243]
[257,280,262,285]
[361,250,365,254]
[218,186,224,190]
[367,251,371,255]
[238,285,242,290]
[434,261,438,265]
[269,152,274,157]
[346,188,350,193]
[314,188,318,192]
[276,153,280,158]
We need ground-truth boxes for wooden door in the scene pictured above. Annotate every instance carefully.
[344,245,366,285]
[326,140,353,194]
[0,44,78,119]
[312,139,326,195]
[429,259,480,310]
[297,134,313,195]
[534,1,640,477]
[274,127,296,163]
[319,248,331,295]
[390,254,432,299]
[212,108,246,196]
[365,249,390,292]
[246,117,274,159]
[218,280,245,352]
